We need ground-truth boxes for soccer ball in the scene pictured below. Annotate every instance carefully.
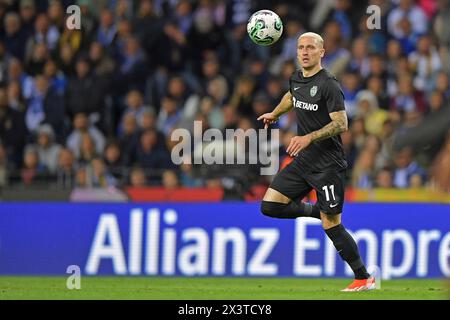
[247,10,283,46]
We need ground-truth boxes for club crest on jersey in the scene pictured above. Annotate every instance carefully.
[310,86,318,97]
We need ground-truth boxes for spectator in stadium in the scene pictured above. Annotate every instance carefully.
[229,75,255,117]
[88,41,115,78]
[96,9,117,49]
[180,159,203,187]
[25,74,66,141]
[138,106,157,131]
[279,60,296,91]
[114,36,148,94]
[375,167,394,188]
[186,6,229,76]
[88,157,117,188]
[366,75,390,110]
[391,73,425,115]
[349,117,367,152]
[366,54,388,82]
[65,57,105,119]
[20,146,48,186]
[356,14,387,56]
[154,19,188,73]
[156,95,182,137]
[321,20,350,78]
[434,71,450,101]
[351,149,376,188]
[25,13,60,55]
[162,169,180,189]
[135,128,171,170]
[132,0,163,56]
[112,19,133,60]
[393,147,426,188]
[348,37,371,78]
[385,39,404,79]
[265,76,284,107]
[395,17,419,56]
[355,90,389,138]
[408,34,442,91]
[77,133,98,165]
[341,71,361,120]
[341,130,357,172]
[19,0,37,38]
[57,43,76,76]
[114,0,133,21]
[251,91,271,127]
[221,104,239,132]
[119,89,146,127]
[117,111,140,165]
[387,0,428,40]
[3,12,28,61]
[47,0,65,31]
[427,90,445,114]
[129,166,147,187]
[74,166,88,188]
[103,141,124,181]
[7,58,33,98]
[56,147,75,189]
[43,59,66,96]
[247,58,269,91]
[7,80,26,112]
[77,0,97,40]
[166,75,200,125]
[29,124,61,174]
[0,85,27,165]
[0,42,10,85]
[25,42,48,76]
[58,17,83,57]
[66,112,105,159]
[206,75,229,108]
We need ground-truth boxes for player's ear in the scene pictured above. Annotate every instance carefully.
[320,48,325,58]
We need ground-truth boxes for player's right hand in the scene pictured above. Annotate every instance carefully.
[257,112,278,129]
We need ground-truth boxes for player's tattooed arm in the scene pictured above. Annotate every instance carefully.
[286,109,348,157]
[308,110,348,142]
[257,91,293,129]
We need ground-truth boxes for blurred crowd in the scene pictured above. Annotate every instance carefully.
[0,0,449,197]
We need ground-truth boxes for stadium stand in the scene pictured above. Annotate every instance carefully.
[0,0,449,201]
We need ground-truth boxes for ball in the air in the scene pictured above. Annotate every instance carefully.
[247,10,283,46]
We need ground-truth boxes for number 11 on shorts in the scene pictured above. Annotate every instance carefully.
[322,185,336,201]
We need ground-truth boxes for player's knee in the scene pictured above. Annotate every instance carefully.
[321,212,341,229]
[260,201,286,218]
[261,201,280,218]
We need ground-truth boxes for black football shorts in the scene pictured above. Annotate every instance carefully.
[270,159,346,215]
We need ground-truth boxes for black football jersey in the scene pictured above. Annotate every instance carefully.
[289,68,348,171]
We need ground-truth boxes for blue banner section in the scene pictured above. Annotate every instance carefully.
[0,203,449,279]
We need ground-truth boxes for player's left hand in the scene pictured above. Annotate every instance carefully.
[286,134,312,157]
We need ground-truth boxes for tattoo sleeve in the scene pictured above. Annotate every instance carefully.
[309,110,348,142]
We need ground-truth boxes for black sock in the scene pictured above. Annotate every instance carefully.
[261,200,321,220]
[325,224,370,280]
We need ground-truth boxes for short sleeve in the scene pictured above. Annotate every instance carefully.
[323,79,346,113]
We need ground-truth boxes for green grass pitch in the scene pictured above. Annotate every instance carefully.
[0,277,448,300]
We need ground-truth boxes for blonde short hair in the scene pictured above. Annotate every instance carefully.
[298,32,324,48]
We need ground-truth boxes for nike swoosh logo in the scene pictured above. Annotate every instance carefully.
[330,203,339,208]
[294,87,300,90]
